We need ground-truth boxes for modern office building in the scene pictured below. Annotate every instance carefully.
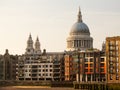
[106,36,120,83]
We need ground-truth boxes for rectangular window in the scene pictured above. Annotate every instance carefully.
[90,64,93,67]
[101,58,104,62]
[116,75,119,80]
[85,59,88,62]
[85,69,88,72]
[50,73,52,76]
[50,69,52,72]
[50,65,52,67]
[100,63,104,67]
[110,75,112,80]
[100,68,104,72]
[85,64,88,67]
[90,58,93,62]
[90,69,93,72]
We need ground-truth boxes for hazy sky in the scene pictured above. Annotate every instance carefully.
[0,0,120,55]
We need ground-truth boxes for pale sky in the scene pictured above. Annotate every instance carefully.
[0,0,120,55]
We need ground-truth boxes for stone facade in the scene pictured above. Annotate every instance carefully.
[0,49,18,80]
[66,8,93,51]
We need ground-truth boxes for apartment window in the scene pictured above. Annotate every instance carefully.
[110,46,113,50]
[110,69,113,74]
[90,64,93,67]
[116,75,119,80]
[46,74,48,76]
[50,73,52,76]
[46,69,48,72]
[39,70,41,72]
[100,63,104,67]
[85,64,88,67]
[85,59,88,62]
[110,64,113,68]
[100,68,104,72]
[46,65,48,67]
[110,75,112,80]
[110,51,112,55]
[50,65,52,67]
[50,69,52,72]
[39,74,41,76]
[90,58,93,62]
[39,65,41,68]
[29,74,31,76]
[90,69,93,72]
[85,69,88,72]
[101,58,104,62]
[43,70,45,72]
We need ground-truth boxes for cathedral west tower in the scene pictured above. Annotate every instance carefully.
[66,8,93,51]
[34,36,41,54]
[25,34,34,54]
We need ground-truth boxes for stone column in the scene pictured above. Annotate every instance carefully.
[80,74,82,82]
[83,40,84,47]
[88,40,89,48]
[82,40,83,47]
[80,40,81,47]
[86,74,88,82]
[91,74,92,82]
[78,40,79,47]
[77,40,78,47]
[73,40,75,47]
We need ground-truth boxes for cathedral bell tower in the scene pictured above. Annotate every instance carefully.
[25,34,34,54]
[34,36,41,54]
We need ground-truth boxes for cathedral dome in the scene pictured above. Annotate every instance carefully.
[66,8,93,51]
[70,22,90,35]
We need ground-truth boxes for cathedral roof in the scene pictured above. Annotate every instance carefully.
[70,8,90,35]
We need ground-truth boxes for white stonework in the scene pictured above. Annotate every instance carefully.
[67,8,93,51]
